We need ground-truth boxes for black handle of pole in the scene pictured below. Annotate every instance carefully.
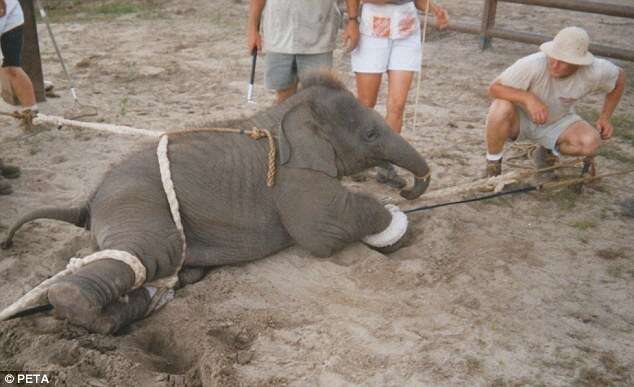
[249,48,257,85]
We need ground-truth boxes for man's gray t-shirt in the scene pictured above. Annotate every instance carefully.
[496,52,620,124]
[262,0,341,54]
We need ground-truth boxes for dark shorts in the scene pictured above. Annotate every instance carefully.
[1,25,24,68]
[264,52,333,90]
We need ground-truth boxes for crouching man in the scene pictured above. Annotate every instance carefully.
[484,26,626,177]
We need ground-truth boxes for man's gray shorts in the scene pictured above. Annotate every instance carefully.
[516,107,584,154]
[264,52,333,90]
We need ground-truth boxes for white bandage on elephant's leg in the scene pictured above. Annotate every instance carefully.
[67,249,147,289]
[362,204,408,248]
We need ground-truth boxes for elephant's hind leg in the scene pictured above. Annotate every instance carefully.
[48,259,135,332]
[177,266,209,287]
[89,287,152,334]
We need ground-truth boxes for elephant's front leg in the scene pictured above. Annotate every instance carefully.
[276,169,407,257]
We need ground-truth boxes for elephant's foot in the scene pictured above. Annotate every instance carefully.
[178,266,209,287]
[47,259,136,333]
[374,227,411,254]
[363,204,409,254]
[92,288,152,334]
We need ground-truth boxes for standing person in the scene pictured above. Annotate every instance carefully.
[247,0,360,105]
[351,0,448,188]
[0,0,38,195]
[484,27,626,177]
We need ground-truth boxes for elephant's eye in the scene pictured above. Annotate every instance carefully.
[364,130,380,142]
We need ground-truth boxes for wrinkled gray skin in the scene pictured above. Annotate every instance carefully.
[2,74,431,334]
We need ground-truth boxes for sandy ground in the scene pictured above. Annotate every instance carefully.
[1,0,633,386]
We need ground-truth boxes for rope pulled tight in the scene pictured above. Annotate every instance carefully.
[167,127,278,187]
[157,135,188,285]
[0,110,37,129]
[67,249,147,289]
[153,127,277,290]
[249,127,277,187]
[0,248,147,321]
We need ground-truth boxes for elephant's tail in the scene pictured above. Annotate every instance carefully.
[1,205,90,249]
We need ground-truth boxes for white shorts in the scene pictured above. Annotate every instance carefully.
[351,32,421,73]
[0,0,24,35]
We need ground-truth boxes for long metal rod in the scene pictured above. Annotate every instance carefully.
[35,0,78,101]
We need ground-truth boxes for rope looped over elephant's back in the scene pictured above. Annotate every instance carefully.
[164,127,278,187]
[154,127,278,288]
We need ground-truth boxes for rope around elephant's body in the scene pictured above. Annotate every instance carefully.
[159,127,278,187]
[156,135,188,289]
[153,128,278,289]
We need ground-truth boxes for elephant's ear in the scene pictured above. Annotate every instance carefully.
[278,103,337,177]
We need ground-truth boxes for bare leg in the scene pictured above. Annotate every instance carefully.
[3,67,36,108]
[485,99,520,155]
[556,121,601,156]
[355,72,382,109]
[385,70,415,134]
[275,80,298,104]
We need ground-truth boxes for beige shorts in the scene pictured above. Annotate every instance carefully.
[516,108,583,154]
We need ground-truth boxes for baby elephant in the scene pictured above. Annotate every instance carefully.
[2,72,431,333]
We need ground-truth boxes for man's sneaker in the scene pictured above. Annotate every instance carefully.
[0,159,20,179]
[0,176,13,195]
[532,146,559,170]
[484,158,502,177]
[376,165,406,189]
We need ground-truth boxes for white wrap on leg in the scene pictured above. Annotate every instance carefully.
[362,204,408,248]
[67,249,147,289]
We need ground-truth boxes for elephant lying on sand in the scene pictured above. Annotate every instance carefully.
[2,72,431,334]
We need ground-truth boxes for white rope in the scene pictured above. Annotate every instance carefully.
[156,135,188,281]
[67,249,147,289]
[33,113,163,138]
[0,249,146,321]
[411,0,431,133]
[0,131,189,321]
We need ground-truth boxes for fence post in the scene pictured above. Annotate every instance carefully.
[19,0,46,103]
[480,0,498,50]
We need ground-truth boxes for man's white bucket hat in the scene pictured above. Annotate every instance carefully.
[540,26,594,66]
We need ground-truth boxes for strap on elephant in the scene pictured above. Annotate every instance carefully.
[154,126,278,278]
[164,127,278,187]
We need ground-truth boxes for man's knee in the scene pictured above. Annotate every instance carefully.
[578,132,601,155]
[488,99,516,122]
[561,129,601,156]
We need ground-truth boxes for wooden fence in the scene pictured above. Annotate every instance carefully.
[431,0,634,62]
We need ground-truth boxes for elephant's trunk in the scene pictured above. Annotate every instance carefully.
[381,133,431,200]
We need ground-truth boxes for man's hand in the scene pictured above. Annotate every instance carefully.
[343,19,360,52]
[0,0,6,17]
[433,5,449,29]
[247,29,262,54]
[596,116,613,140]
[525,94,548,124]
